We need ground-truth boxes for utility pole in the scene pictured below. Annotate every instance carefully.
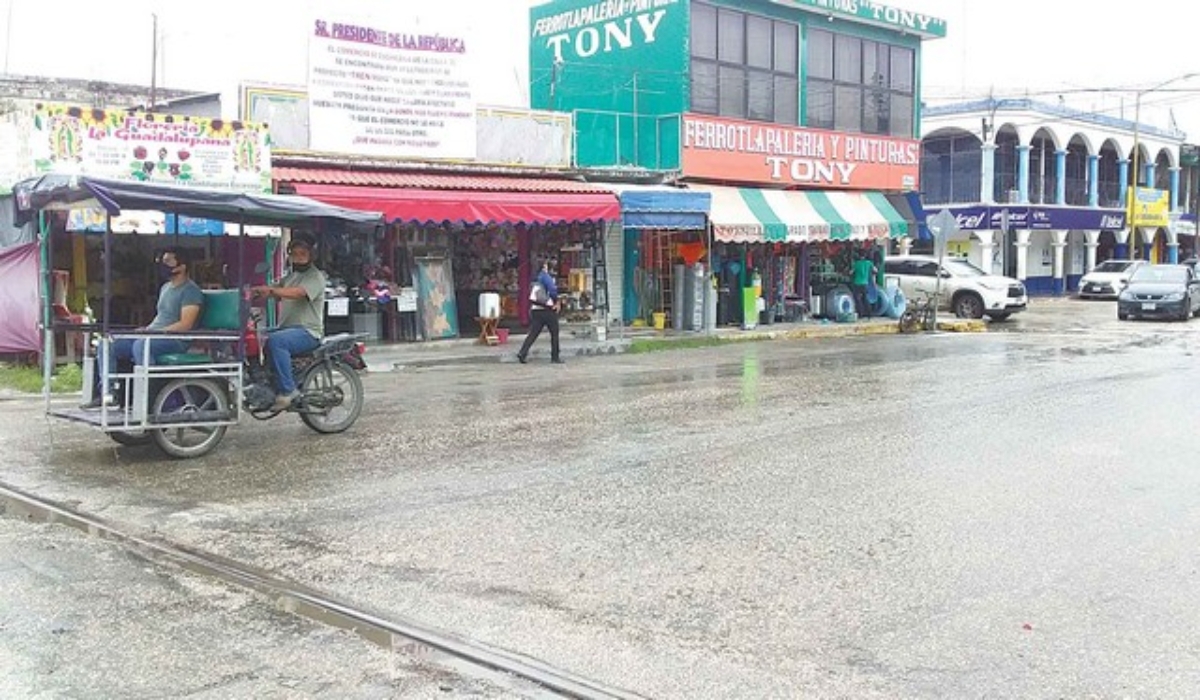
[150,13,158,110]
[3,0,14,75]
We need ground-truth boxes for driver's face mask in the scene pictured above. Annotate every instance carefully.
[289,244,313,271]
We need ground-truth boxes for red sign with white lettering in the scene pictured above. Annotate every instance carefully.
[681,113,920,191]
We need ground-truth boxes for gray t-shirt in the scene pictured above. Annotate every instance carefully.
[149,279,204,330]
[277,266,326,339]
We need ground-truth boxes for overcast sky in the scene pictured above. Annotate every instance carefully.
[3,0,1198,138]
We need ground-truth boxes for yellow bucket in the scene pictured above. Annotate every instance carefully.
[652,312,667,330]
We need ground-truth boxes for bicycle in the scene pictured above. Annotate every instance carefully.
[898,292,941,333]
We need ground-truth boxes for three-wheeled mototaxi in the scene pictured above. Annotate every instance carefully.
[14,174,386,459]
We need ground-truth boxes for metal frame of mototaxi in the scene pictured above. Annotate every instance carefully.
[13,174,385,457]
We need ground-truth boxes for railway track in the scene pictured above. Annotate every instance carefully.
[0,481,644,700]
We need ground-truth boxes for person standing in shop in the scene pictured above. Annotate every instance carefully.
[851,248,877,318]
[517,258,563,365]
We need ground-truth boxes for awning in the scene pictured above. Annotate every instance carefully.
[688,185,909,243]
[13,174,383,233]
[275,169,620,225]
[602,184,710,230]
[886,192,929,241]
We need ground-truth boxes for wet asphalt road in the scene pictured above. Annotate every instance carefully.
[3,298,1200,698]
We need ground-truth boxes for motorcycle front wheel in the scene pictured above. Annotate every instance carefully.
[299,360,363,434]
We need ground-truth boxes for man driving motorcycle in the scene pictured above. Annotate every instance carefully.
[251,233,326,411]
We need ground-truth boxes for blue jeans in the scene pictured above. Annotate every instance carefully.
[96,336,188,393]
[266,327,319,394]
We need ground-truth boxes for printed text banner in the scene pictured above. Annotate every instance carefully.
[681,114,920,191]
[307,14,477,160]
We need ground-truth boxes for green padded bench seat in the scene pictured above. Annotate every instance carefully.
[155,290,241,366]
[158,353,214,366]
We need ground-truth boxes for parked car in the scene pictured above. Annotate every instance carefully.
[1117,264,1200,321]
[882,255,1028,320]
[1078,259,1145,299]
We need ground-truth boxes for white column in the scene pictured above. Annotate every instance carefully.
[1051,230,1068,295]
[1115,228,1132,259]
[1084,230,1101,272]
[1014,230,1032,281]
[977,230,996,275]
[981,143,998,204]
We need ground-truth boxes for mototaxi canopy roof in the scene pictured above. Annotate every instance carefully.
[12,174,385,233]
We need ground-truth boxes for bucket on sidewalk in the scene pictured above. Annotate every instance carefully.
[652,312,667,330]
[495,327,510,344]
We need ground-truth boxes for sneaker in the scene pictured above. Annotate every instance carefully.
[80,392,115,410]
[272,391,299,412]
[551,358,565,365]
[516,354,528,364]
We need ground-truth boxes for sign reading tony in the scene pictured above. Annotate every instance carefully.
[682,114,920,191]
[308,16,476,159]
[531,0,680,63]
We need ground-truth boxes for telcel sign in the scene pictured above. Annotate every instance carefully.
[682,114,920,191]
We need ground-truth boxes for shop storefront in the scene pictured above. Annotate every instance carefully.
[0,103,275,357]
[274,168,619,342]
[603,185,711,329]
[691,185,907,325]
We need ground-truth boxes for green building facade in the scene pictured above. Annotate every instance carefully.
[529,0,946,172]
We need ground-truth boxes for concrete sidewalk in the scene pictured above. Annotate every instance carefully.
[363,315,987,371]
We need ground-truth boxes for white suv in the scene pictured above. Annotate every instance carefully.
[883,255,1028,320]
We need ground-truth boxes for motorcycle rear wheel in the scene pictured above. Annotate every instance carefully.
[151,378,229,459]
[299,361,363,434]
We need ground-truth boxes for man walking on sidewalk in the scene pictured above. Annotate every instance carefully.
[517,258,563,365]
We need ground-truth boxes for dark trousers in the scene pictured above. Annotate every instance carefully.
[519,308,560,360]
[852,284,869,318]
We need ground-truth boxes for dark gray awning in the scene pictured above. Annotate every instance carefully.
[13,174,385,233]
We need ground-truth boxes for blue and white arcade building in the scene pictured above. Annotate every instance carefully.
[918,98,1191,294]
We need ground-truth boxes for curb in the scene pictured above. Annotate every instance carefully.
[624,317,987,355]
[370,340,633,371]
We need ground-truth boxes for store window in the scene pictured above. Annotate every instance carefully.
[806,28,916,138]
[689,1,800,125]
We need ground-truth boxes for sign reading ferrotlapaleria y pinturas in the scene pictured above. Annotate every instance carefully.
[29,104,271,192]
[682,113,920,191]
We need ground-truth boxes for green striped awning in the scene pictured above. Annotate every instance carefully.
[688,185,910,244]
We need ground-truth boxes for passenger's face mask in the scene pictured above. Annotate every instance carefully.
[158,257,181,280]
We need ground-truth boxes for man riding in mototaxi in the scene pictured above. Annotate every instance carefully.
[251,233,326,412]
[83,247,204,409]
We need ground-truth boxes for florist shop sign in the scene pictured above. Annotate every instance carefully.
[682,113,920,191]
[31,104,271,192]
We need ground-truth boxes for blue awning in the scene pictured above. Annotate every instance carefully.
[887,192,929,240]
[606,185,711,230]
